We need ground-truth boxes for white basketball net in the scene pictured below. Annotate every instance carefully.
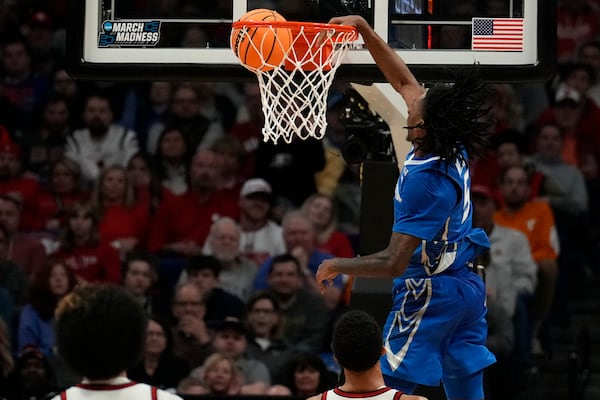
[233,22,357,143]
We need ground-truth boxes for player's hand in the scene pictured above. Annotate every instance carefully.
[316,258,339,294]
[328,15,368,30]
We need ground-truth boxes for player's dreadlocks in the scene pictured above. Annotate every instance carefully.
[418,68,491,162]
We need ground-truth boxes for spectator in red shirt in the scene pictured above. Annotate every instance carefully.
[148,149,239,256]
[92,165,148,253]
[301,193,355,258]
[0,128,42,231]
[227,83,263,178]
[127,151,172,216]
[0,194,46,280]
[36,157,89,235]
[53,202,121,283]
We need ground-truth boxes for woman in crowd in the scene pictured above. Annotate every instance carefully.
[127,151,169,215]
[36,157,88,235]
[281,352,336,397]
[92,165,149,253]
[196,352,245,395]
[154,127,191,196]
[301,193,355,258]
[53,202,121,283]
[17,259,77,356]
[244,291,292,384]
[127,315,189,391]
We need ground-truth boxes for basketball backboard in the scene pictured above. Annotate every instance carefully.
[66,0,555,82]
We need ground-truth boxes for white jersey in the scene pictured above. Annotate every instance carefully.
[65,124,139,182]
[53,377,182,400]
[320,386,404,400]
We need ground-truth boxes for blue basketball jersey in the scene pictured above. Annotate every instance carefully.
[392,147,489,279]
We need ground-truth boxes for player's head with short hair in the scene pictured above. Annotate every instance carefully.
[418,68,491,162]
[55,284,147,380]
[331,310,383,372]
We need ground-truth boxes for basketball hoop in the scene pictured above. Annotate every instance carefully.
[231,20,358,144]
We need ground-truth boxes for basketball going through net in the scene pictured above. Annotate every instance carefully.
[231,11,358,144]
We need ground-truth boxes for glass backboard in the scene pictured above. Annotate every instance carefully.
[66,0,555,82]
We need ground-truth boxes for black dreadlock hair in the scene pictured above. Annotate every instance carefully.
[419,68,492,163]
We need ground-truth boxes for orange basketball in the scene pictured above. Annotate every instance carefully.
[231,9,292,72]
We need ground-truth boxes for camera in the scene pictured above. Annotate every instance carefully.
[339,89,395,165]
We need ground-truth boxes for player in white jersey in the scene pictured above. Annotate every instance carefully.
[51,284,182,400]
[308,310,427,400]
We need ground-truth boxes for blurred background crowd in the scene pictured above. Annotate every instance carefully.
[0,0,599,399]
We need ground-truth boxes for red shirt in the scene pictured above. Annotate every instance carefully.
[147,189,240,252]
[99,203,149,245]
[55,242,121,283]
[318,231,355,258]
[0,174,41,231]
[36,190,89,229]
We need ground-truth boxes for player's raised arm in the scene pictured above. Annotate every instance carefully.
[328,15,425,105]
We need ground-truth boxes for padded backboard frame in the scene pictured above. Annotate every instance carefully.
[66,0,555,83]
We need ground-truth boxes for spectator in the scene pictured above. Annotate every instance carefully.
[121,251,169,317]
[0,36,51,132]
[0,223,27,307]
[577,39,600,105]
[255,133,326,211]
[53,202,121,284]
[532,122,588,223]
[193,81,237,133]
[176,376,208,396]
[244,291,293,384]
[238,178,285,266]
[264,254,330,354]
[21,11,63,77]
[192,317,271,394]
[301,193,355,258]
[64,92,139,183]
[281,352,336,397]
[92,165,149,253]
[5,346,57,400]
[495,165,560,355]
[211,136,245,201]
[487,130,545,206]
[50,68,84,128]
[203,217,257,302]
[36,157,88,236]
[127,315,190,391]
[126,151,167,215]
[0,194,46,280]
[17,258,76,357]
[153,126,191,196]
[181,255,244,326]
[120,81,172,150]
[254,210,342,310]
[148,149,239,256]
[228,83,263,178]
[471,185,537,371]
[192,352,244,395]
[557,0,600,62]
[146,84,223,154]
[536,82,600,168]
[0,129,43,231]
[170,282,213,369]
[16,96,71,178]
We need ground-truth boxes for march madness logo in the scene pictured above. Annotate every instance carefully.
[98,20,161,47]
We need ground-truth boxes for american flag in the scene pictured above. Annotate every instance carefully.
[471,18,524,51]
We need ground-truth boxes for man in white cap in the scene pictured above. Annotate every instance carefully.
[238,178,285,265]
